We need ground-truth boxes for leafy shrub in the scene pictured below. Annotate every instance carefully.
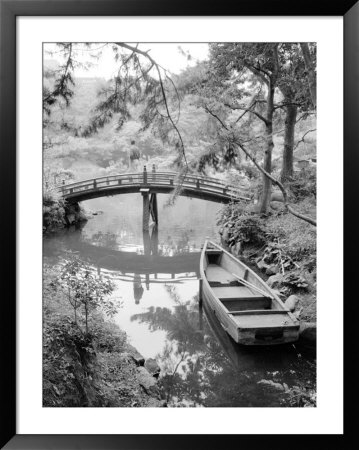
[43,315,99,407]
[43,265,127,407]
[91,321,127,353]
[266,209,316,263]
[43,313,127,407]
[282,272,309,290]
[57,257,117,334]
[43,191,67,230]
[230,215,267,245]
[218,203,267,246]
[241,163,259,180]
[288,168,316,201]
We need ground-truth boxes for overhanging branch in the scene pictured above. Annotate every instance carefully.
[236,141,316,226]
[202,103,317,227]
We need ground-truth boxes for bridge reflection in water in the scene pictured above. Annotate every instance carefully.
[94,225,200,304]
[47,221,201,305]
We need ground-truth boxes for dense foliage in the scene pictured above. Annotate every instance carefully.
[43,265,163,407]
[43,191,67,231]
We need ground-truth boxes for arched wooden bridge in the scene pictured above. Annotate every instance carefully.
[58,169,251,204]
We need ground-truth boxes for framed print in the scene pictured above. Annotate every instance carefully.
[1,0,356,448]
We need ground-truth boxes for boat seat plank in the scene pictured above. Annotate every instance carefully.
[212,285,265,299]
[222,297,271,311]
[206,250,223,255]
[231,310,286,315]
[209,281,239,287]
[219,296,269,302]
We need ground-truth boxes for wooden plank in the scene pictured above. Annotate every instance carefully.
[220,296,268,302]
[212,286,261,299]
[232,312,295,328]
[231,310,287,315]
[208,281,239,287]
[222,297,271,311]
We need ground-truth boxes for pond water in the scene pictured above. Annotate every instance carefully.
[43,193,316,407]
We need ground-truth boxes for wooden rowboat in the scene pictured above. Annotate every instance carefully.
[200,240,300,345]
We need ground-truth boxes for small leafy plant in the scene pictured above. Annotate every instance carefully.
[56,257,118,334]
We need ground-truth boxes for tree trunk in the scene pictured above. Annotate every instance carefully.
[259,84,275,213]
[281,104,297,182]
[259,124,273,213]
[84,304,88,334]
[300,43,316,109]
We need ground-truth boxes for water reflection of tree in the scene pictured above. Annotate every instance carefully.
[130,289,313,407]
[87,231,118,250]
[130,290,247,406]
[158,231,192,257]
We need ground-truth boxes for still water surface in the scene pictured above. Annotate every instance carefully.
[43,194,316,407]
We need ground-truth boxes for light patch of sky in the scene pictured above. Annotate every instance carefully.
[44,43,209,79]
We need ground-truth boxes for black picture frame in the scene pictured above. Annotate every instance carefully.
[1,1,356,448]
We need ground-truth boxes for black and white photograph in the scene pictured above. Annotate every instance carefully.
[42,42,317,408]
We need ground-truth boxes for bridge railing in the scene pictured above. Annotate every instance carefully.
[57,171,250,201]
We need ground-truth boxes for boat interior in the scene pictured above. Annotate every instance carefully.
[204,247,285,317]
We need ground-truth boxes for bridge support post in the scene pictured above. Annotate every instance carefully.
[151,224,159,255]
[141,189,150,232]
[149,193,158,225]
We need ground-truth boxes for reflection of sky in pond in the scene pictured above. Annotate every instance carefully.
[111,278,200,359]
[81,194,221,252]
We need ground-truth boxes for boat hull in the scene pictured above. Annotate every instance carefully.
[200,241,300,346]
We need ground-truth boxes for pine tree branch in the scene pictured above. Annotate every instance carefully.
[116,42,188,169]
[203,105,229,130]
[155,65,188,169]
[294,129,317,150]
[43,43,73,107]
[274,101,304,110]
[224,102,270,126]
[245,64,270,85]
